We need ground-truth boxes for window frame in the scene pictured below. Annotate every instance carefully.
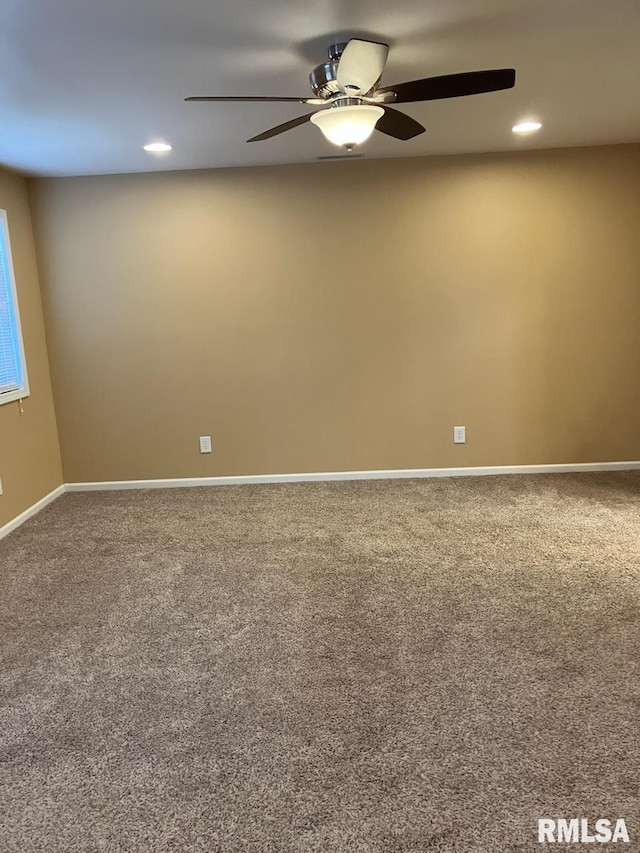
[0,209,30,406]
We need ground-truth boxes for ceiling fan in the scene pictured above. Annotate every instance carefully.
[186,39,516,151]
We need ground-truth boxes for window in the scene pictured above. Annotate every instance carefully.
[0,210,29,405]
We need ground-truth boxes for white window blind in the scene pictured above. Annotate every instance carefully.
[0,210,28,404]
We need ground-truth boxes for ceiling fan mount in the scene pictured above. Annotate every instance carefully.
[186,38,516,149]
[327,42,348,62]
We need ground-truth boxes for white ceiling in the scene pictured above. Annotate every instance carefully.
[2,0,639,177]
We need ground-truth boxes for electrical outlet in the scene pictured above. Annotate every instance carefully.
[453,426,466,444]
[0,477,3,495]
[199,436,212,454]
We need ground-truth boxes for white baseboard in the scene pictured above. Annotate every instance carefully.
[0,484,66,541]
[2,464,637,537]
[64,461,640,492]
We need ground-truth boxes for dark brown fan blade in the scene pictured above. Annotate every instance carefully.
[378,69,516,103]
[186,96,315,103]
[247,112,315,142]
[375,106,425,140]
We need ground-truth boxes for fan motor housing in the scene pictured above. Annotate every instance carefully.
[309,43,352,97]
[309,60,341,99]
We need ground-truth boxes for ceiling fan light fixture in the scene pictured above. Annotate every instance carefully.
[311,104,384,149]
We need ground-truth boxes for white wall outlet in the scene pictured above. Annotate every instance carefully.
[199,436,212,454]
[453,426,466,444]
[0,477,3,495]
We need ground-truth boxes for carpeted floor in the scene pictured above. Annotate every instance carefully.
[0,473,639,852]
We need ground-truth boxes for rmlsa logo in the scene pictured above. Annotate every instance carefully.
[538,818,630,844]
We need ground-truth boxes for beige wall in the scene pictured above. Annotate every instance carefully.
[29,144,640,483]
[0,168,62,526]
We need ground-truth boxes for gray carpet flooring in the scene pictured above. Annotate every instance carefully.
[0,473,639,852]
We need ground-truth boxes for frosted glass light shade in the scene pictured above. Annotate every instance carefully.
[311,105,384,148]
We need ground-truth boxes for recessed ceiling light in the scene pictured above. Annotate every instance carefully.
[143,142,173,152]
[512,120,542,134]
